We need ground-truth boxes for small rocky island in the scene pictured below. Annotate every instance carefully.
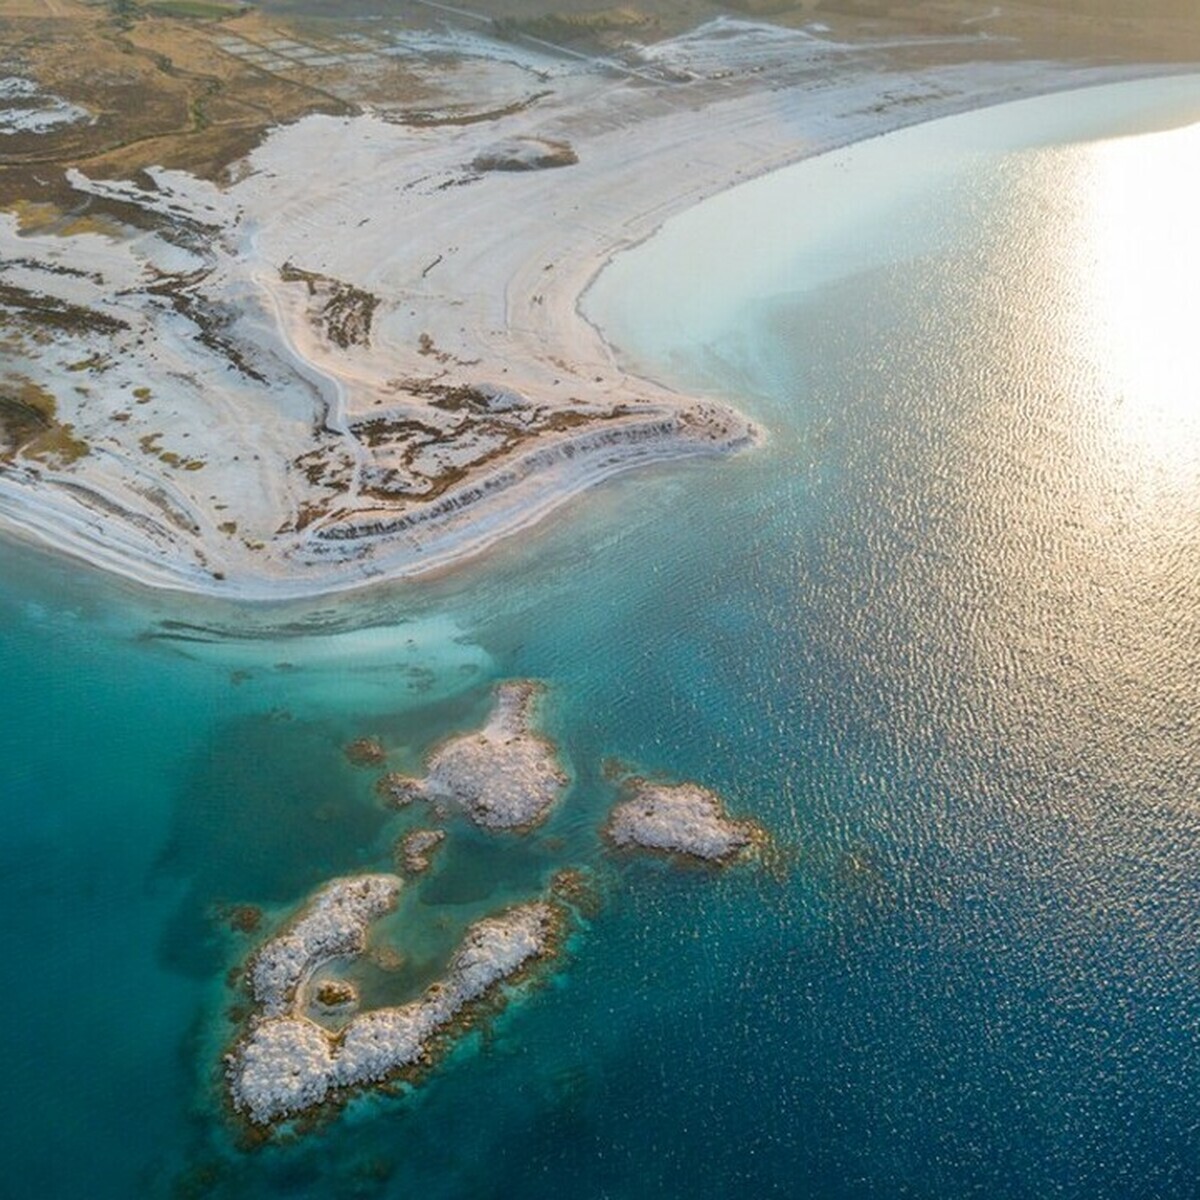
[384,681,567,830]
[226,872,565,1127]
[606,779,764,864]
[398,828,446,874]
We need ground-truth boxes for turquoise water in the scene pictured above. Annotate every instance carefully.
[3,76,1200,1197]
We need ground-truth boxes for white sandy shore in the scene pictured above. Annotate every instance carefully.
[0,27,1181,599]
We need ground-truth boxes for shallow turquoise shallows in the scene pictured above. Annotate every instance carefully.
[2,75,1199,1199]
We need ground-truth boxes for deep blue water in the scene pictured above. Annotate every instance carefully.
[2,77,1199,1198]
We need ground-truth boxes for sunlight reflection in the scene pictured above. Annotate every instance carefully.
[1072,121,1200,491]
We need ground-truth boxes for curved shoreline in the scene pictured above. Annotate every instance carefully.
[573,64,1200,352]
[1,49,1192,601]
[0,404,755,600]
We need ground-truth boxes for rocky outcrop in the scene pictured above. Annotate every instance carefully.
[388,681,567,830]
[249,875,400,1018]
[399,829,446,874]
[606,780,762,863]
[227,899,562,1126]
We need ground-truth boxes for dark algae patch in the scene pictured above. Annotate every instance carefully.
[151,711,390,980]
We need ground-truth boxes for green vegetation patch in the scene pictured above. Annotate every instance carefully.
[493,7,651,43]
[138,430,206,470]
[0,379,90,466]
[141,0,247,20]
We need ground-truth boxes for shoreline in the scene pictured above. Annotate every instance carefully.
[1,38,1194,602]
[0,404,756,600]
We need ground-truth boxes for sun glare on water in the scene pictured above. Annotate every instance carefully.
[1070,118,1200,494]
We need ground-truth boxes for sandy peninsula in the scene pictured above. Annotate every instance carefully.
[0,3,1190,598]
